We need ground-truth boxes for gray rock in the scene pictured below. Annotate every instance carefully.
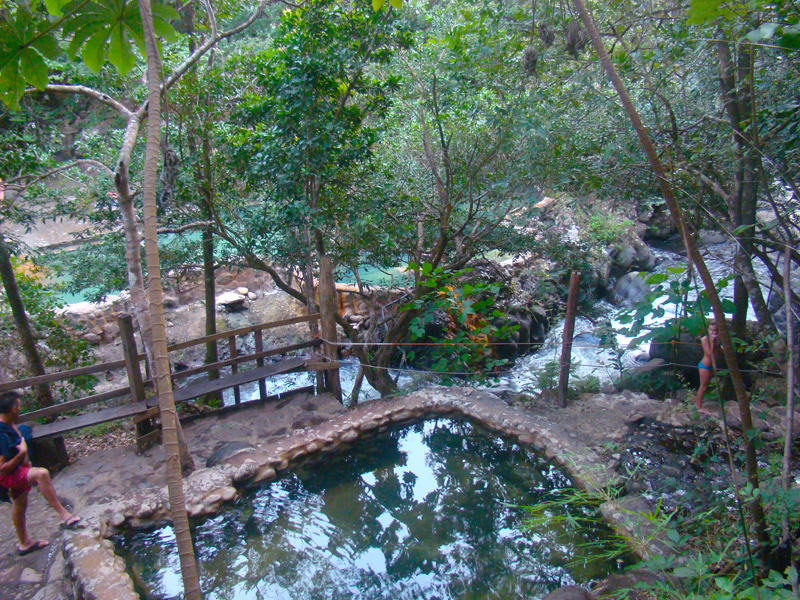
[206,441,256,468]
[215,291,248,312]
[542,585,595,600]
[611,271,651,306]
[20,567,43,584]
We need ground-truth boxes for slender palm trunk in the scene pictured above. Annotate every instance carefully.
[571,0,768,547]
[138,1,202,597]
[0,239,55,408]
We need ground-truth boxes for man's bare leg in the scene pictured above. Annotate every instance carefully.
[10,488,47,552]
[27,467,75,524]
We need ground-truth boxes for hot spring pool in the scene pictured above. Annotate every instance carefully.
[115,419,632,599]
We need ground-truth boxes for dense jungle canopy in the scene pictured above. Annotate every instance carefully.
[0,1,799,598]
[1,0,798,385]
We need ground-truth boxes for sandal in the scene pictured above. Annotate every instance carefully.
[18,540,49,556]
[60,516,84,530]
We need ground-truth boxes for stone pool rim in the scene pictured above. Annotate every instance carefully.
[62,387,671,600]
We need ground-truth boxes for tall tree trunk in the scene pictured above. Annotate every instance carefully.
[0,239,55,408]
[572,0,769,547]
[116,119,194,470]
[781,241,796,541]
[303,226,320,336]
[138,1,202,598]
[201,139,218,375]
[202,227,217,366]
[716,37,775,337]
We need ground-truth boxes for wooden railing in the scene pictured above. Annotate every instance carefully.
[1,312,340,450]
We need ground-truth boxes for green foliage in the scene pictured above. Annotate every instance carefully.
[531,358,598,396]
[226,0,410,269]
[0,260,96,401]
[585,214,633,246]
[0,0,178,108]
[615,266,736,349]
[532,359,564,390]
[64,1,178,75]
[403,262,513,376]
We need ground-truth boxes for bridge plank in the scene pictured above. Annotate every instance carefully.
[30,402,148,439]
[164,357,308,405]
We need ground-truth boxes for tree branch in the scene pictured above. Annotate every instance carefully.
[163,0,272,92]
[36,84,133,118]
[2,159,114,193]
[156,221,214,234]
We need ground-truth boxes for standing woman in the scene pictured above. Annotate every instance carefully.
[695,320,721,414]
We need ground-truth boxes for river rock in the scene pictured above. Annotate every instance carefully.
[206,441,257,468]
[215,291,248,312]
[608,233,657,275]
[649,331,702,377]
[542,586,595,600]
[723,401,771,432]
[752,376,787,406]
[610,271,651,306]
[638,203,675,240]
[698,229,728,245]
[491,305,548,364]
[616,358,676,398]
[593,568,668,598]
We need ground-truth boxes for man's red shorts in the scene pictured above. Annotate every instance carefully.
[0,466,31,497]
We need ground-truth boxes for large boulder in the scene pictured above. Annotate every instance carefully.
[649,331,702,373]
[206,440,256,468]
[215,291,248,313]
[542,586,595,600]
[638,202,675,240]
[610,272,651,307]
[491,305,548,364]
[608,233,658,276]
[615,358,676,399]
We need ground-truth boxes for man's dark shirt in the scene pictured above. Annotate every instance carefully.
[0,422,33,461]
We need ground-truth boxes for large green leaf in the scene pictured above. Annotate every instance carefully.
[63,0,177,76]
[152,3,180,42]
[108,23,136,75]
[688,0,746,23]
[81,28,111,73]
[0,61,25,110]
[19,48,49,91]
[30,35,62,60]
[44,0,71,17]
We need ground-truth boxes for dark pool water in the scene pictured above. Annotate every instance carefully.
[115,419,631,599]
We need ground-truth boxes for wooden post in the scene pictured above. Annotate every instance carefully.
[119,314,155,447]
[319,254,343,403]
[253,329,267,401]
[557,271,581,407]
[228,336,241,405]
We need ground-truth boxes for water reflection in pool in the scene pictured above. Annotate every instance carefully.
[115,419,631,599]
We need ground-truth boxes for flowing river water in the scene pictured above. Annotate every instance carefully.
[226,237,777,405]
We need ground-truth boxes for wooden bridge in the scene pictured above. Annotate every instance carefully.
[0,312,341,467]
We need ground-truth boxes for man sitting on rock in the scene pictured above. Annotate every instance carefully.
[0,391,83,556]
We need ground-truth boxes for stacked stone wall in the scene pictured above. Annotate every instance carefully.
[57,267,277,346]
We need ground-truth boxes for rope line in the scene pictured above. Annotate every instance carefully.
[317,337,742,349]
[331,360,773,378]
